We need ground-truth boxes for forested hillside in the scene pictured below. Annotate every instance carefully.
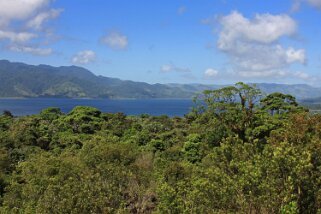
[0,60,196,98]
[1,60,321,99]
[1,83,321,213]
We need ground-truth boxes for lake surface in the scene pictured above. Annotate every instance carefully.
[0,98,195,117]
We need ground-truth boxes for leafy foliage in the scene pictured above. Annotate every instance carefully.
[0,83,320,213]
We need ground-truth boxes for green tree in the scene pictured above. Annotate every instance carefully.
[260,92,306,115]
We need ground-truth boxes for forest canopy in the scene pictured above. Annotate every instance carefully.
[0,82,320,213]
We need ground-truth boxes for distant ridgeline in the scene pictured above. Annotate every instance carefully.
[0,59,321,99]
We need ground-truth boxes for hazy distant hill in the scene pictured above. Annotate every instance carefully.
[0,60,196,98]
[254,83,321,100]
[0,60,320,99]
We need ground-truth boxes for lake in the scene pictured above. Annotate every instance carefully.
[0,98,195,117]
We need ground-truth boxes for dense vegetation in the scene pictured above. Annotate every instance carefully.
[1,59,321,100]
[0,82,321,213]
[0,59,206,98]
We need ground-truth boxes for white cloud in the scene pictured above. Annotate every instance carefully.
[160,63,191,73]
[291,0,321,11]
[218,11,296,49]
[101,31,128,50]
[0,30,36,43]
[177,6,186,15]
[293,71,311,80]
[0,0,50,22]
[27,9,63,30]
[307,0,321,8]
[234,70,315,83]
[285,47,306,64]
[201,15,218,25]
[8,45,52,56]
[160,64,172,72]
[236,70,288,78]
[0,0,62,56]
[204,68,219,78]
[291,0,301,12]
[72,50,96,64]
[224,43,306,72]
[216,11,306,79]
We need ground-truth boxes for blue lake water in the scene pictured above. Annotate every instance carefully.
[0,98,195,117]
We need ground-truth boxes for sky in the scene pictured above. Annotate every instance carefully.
[0,0,320,85]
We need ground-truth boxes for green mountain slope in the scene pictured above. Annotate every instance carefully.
[0,60,195,98]
[0,59,320,99]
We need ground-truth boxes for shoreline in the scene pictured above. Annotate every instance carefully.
[0,97,193,100]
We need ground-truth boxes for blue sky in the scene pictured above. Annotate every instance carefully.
[0,0,320,85]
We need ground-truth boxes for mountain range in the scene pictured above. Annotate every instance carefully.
[0,59,320,100]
